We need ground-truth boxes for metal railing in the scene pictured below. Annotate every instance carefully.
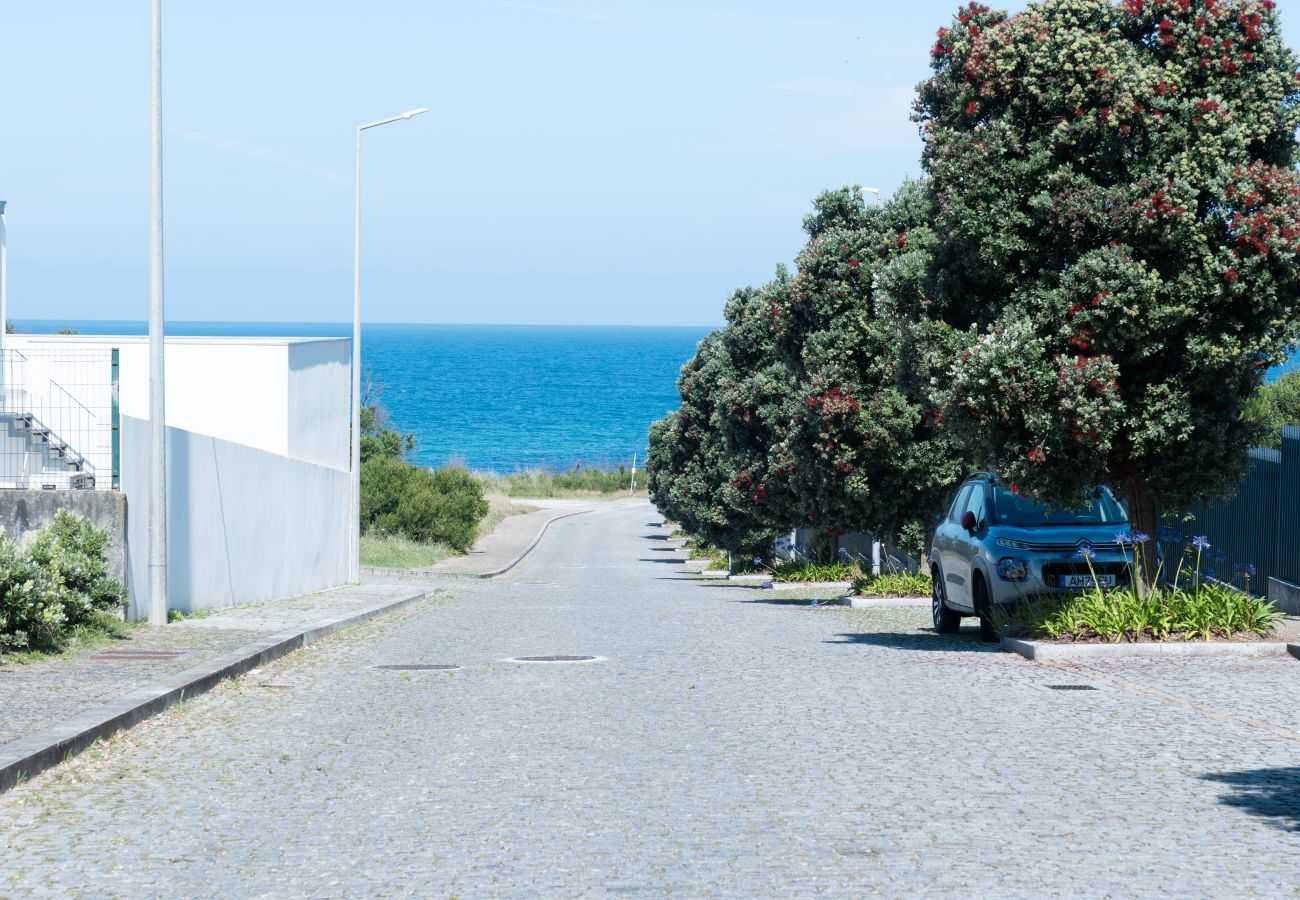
[0,348,118,491]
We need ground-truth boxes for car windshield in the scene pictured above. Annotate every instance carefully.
[990,486,1128,527]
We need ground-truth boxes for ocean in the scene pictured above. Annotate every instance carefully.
[15,321,712,473]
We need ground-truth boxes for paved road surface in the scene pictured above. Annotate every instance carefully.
[2,499,1298,897]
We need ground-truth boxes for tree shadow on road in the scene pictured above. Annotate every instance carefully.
[1201,768,1300,831]
[648,547,678,552]
[825,630,1002,652]
[643,534,671,541]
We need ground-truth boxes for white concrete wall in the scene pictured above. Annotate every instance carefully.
[7,335,350,468]
[287,339,350,470]
[120,414,350,618]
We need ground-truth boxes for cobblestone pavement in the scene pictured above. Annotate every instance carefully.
[2,500,1299,897]
[0,583,421,746]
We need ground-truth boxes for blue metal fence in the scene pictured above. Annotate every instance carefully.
[1159,427,1300,597]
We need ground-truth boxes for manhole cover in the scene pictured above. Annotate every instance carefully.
[510,655,600,663]
[1046,684,1097,691]
[93,651,187,661]
[373,664,461,671]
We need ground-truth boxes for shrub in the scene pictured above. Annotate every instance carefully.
[0,511,127,654]
[493,465,635,497]
[1244,371,1300,450]
[852,571,932,598]
[361,457,489,553]
[996,584,1279,644]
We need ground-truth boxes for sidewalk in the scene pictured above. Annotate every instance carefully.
[363,498,596,579]
[0,582,426,792]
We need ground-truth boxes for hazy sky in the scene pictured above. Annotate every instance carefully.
[1,1,1032,326]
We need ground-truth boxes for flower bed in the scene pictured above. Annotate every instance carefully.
[851,571,932,598]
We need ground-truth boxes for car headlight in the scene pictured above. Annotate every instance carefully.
[996,557,1030,582]
[996,538,1031,550]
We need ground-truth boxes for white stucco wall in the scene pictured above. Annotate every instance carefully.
[6,334,349,468]
[119,414,350,617]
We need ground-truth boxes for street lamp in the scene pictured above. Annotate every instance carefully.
[863,186,881,205]
[0,200,8,353]
[148,0,167,626]
[350,107,428,581]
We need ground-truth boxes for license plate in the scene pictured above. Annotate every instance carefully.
[1059,574,1115,589]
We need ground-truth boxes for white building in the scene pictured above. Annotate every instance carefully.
[1,333,351,619]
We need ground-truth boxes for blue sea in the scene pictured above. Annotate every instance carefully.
[16,321,712,473]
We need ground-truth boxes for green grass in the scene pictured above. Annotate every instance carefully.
[360,532,456,569]
[763,560,858,583]
[995,582,1281,642]
[480,465,639,498]
[852,571,933,597]
[2,611,136,664]
[167,607,216,623]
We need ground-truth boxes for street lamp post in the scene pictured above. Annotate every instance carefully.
[0,200,7,355]
[350,107,428,582]
[148,0,167,626]
[863,186,881,205]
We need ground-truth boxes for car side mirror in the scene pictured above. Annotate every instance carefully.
[960,511,977,532]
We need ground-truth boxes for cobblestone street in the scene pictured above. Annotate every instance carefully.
[2,499,1299,897]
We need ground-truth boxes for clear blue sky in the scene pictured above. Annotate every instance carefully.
[1,1,1027,326]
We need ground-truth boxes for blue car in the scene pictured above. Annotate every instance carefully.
[929,473,1131,641]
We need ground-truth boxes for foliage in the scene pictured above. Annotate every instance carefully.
[915,0,1300,585]
[487,464,637,497]
[361,457,489,552]
[359,376,415,464]
[995,583,1279,642]
[54,327,78,335]
[852,570,933,598]
[360,532,456,569]
[765,560,858,583]
[648,184,969,553]
[0,511,128,654]
[1243,370,1300,449]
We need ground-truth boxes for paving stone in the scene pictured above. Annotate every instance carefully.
[2,502,1299,896]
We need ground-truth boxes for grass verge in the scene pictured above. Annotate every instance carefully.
[852,571,932,597]
[479,465,639,498]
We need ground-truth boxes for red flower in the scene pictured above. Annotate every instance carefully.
[1224,268,1239,283]
[848,259,860,268]
[966,100,980,117]
[1028,448,1046,464]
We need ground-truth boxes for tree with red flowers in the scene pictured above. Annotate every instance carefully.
[916,0,1300,587]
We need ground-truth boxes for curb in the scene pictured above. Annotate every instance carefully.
[1002,635,1298,661]
[0,589,426,795]
[362,508,593,580]
[837,596,930,609]
[727,574,773,588]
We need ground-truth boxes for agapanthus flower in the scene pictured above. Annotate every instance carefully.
[1132,531,1150,543]
[1077,545,1096,560]
[1192,535,1211,551]
[1115,531,1132,545]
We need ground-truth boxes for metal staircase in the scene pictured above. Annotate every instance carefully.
[7,411,96,491]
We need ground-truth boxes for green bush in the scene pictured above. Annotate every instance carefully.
[490,465,636,498]
[1244,371,1300,450]
[852,571,932,598]
[996,584,1279,643]
[361,458,489,553]
[0,510,127,654]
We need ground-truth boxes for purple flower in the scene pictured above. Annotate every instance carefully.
[1132,531,1150,544]
[1115,531,1132,545]
[753,556,763,565]
[1192,535,1211,551]
[1077,545,1096,560]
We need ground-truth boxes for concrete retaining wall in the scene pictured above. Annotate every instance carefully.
[0,489,128,581]
[120,415,349,620]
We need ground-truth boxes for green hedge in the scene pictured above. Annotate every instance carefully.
[0,510,128,653]
[361,458,489,552]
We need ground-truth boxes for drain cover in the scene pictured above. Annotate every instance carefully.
[373,664,461,671]
[511,655,599,663]
[1047,684,1097,691]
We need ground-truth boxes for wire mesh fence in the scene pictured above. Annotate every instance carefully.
[0,348,117,491]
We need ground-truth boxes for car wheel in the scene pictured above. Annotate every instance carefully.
[931,567,960,634]
[973,575,999,643]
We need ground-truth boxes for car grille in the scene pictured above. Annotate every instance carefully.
[1023,541,1123,554]
[1041,562,1129,580]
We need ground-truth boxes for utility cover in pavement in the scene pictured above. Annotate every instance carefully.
[1046,684,1097,691]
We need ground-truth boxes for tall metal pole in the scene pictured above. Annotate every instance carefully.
[148,0,168,626]
[0,201,7,356]
[350,107,427,583]
[350,127,362,583]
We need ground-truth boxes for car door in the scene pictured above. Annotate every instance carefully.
[948,484,988,609]
[938,484,973,608]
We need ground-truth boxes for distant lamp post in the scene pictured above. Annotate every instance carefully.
[350,107,428,581]
[0,200,8,350]
[148,0,168,626]
[863,186,882,205]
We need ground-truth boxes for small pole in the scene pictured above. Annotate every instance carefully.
[147,0,168,626]
[628,452,637,497]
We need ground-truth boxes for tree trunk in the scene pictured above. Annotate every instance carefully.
[1122,477,1159,596]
